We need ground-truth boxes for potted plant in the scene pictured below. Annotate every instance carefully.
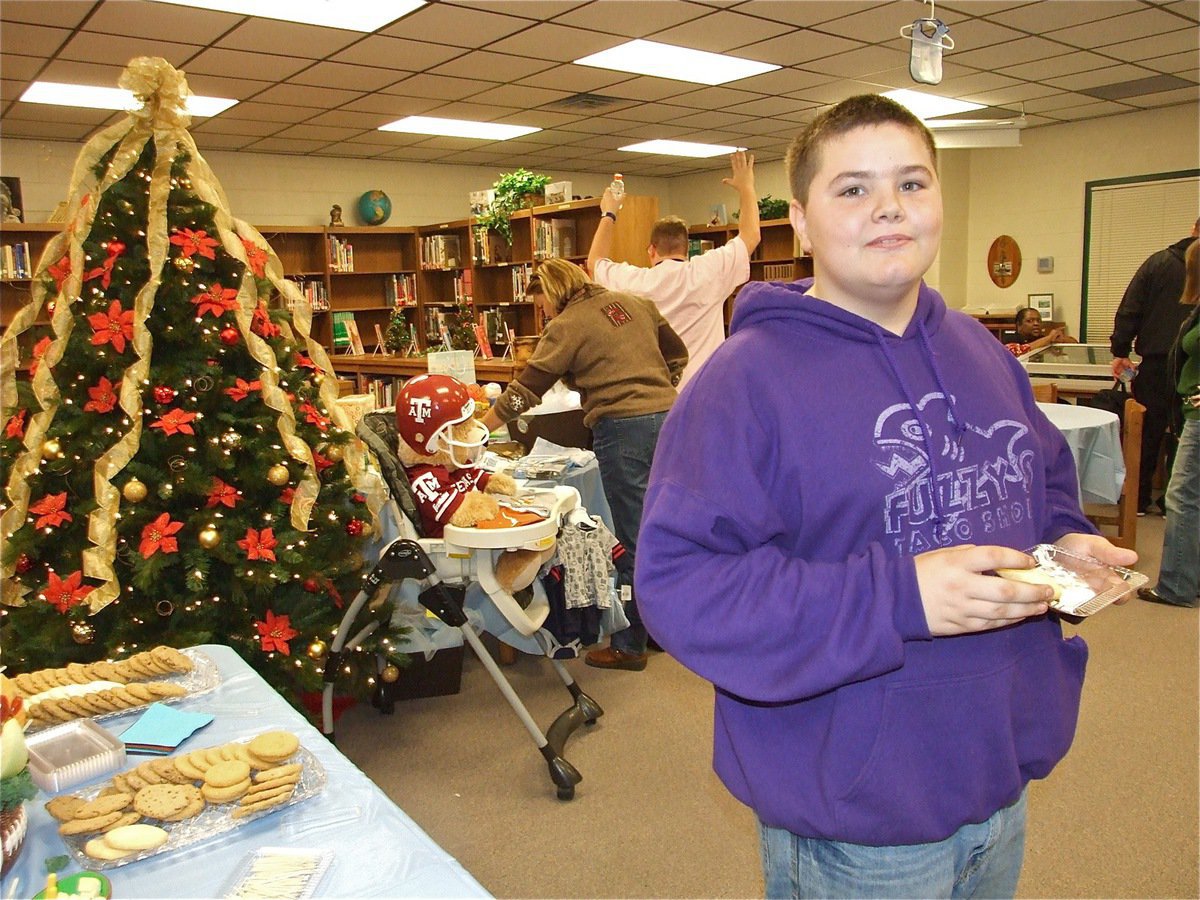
[732,195,791,222]
[479,169,552,245]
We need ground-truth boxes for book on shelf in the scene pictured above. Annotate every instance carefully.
[1,241,32,279]
[453,268,473,303]
[762,263,794,281]
[331,311,355,350]
[384,273,415,307]
[287,277,328,311]
[328,236,354,272]
[512,263,534,301]
[421,233,462,269]
[473,322,493,359]
[534,218,577,259]
[687,238,716,258]
[469,189,495,216]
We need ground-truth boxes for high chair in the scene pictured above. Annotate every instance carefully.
[321,409,604,800]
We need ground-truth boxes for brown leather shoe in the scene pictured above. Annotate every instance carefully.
[585,646,648,671]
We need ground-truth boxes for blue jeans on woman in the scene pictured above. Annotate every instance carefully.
[591,410,667,656]
[1157,418,1200,605]
[759,789,1028,899]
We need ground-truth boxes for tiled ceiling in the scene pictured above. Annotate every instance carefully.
[1,0,1196,177]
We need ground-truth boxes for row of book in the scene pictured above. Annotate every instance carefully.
[1,242,33,279]
[421,233,463,269]
[533,218,577,260]
[286,278,329,311]
[359,376,400,409]
[471,225,513,266]
[687,238,717,258]
[385,273,416,307]
[328,236,354,272]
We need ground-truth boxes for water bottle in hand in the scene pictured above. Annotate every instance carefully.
[1117,363,1136,384]
[609,173,624,202]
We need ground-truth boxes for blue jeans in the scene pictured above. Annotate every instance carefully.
[591,411,667,655]
[1158,418,1200,604]
[759,789,1028,900]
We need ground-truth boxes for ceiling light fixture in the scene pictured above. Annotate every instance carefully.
[20,82,236,117]
[379,116,541,141]
[619,140,745,158]
[574,40,779,86]
[148,0,424,31]
[882,88,984,120]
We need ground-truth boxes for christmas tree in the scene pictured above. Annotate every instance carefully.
[0,58,405,709]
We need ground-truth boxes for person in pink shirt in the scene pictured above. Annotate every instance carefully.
[587,152,761,389]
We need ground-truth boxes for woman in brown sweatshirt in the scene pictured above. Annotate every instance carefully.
[483,258,687,670]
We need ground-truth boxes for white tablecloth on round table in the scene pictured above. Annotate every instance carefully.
[1036,402,1125,505]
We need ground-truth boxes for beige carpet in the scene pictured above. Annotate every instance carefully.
[336,516,1199,899]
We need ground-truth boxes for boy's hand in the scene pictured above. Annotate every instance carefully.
[600,187,621,216]
[722,150,755,194]
[1053,533,1139,604]
[915,544,1053,635]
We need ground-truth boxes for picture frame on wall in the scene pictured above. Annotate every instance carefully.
[1,176,24,223]
[1028,293,1054,321]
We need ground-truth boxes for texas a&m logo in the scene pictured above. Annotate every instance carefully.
[408,395,432,423]
[602,301,632,327]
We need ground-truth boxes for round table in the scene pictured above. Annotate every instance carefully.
[1036,402,1125,505]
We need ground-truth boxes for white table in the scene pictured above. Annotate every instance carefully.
[3,645,490,899]
[1036,401,1125,505]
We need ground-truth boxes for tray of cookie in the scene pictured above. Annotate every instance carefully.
[46,729,325,870]
[11,646,220,733]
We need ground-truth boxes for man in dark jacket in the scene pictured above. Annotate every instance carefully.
[1110,217,1199,514]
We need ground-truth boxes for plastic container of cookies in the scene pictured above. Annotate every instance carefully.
[28,719,126,793]
[1024,544,1148,617]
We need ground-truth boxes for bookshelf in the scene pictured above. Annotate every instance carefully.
[322,226,419,355]
[0,223,60,362]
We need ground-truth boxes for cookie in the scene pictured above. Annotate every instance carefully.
[205,759,251,789]
[59,810,123,835]
[248,731,299,762]
[135,761,165,785]
[151,645,193,673]
[84,837,135,861]
[146,681,187,700]
[254,763,302,784]
[160,795,206,822]
[173,754,205,782]
[231,785,295,819]
[134,783,199,820]
[104,822,169,852]
[75,792,133,818]
[994,566,1064,600]
[45,795,86,822]
[149,757,193,785]
[101,810,143,832]
[242,780,297,803]
[201,778,251,804]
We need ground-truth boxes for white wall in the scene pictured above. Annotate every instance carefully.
[0,138,673,227]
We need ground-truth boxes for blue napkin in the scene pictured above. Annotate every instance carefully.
[118,703,213,755]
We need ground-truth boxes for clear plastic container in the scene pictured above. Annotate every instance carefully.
[608,174,624,201]
[27,719,125,793]
[220,847,333,900]
[1024,543,1148,617]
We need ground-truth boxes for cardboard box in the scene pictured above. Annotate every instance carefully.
[381,646,465,702]
[544,181,572,204]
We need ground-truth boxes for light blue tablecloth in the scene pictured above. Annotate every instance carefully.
[1037,402,1125,505]
[2,645,490,899]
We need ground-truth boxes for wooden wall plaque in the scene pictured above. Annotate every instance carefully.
[987,235,1021,288]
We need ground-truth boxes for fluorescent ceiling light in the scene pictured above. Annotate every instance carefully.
[20,82,237,117]
[933,129,1022,149]
[379,116,541,141]
[619,140,744,158]
[882,89,984,120]
[574,39,779,86]
[149,0,424,31]
[926,117,1025,130]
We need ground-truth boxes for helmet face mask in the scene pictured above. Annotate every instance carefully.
[396,374,488,466]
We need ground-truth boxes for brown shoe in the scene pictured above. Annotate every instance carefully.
[585,646,648,671]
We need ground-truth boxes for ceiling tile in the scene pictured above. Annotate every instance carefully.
[998,50,1116,81]
[291,61,410,93]
[215,19,360,58]
[966,82,1067,106]
[934,71,1021,98]
[514,64,631,94]
[1100,28,1198,63]
[442,2,590,20]
[185,48,312,82]
[1051,7,1191,48]
[1122,84,1200,107]
[485,23,617,62]
[245,136,333,154]
[987,1,1143,34]
[939,17,1029,53]
[787,78,891,106]
[1162,0,1199,22]
[1023,91,1100,113]
[85,0,242,42]
[306,109,413,129]
[34,59,126,86]
[430,51,555,83]
[951,35,1073,71]
[667,85,765,111]
[736,31,864,67]
[191,117,284,137]
[270,123,364,142]
[2,120,99,141]
[1046,64,1159,92]
[665,109,757,130]
[552,1,703,37]
[653,9,795,53]
[804,44,909,79]
[600,77,698,102]
[733,67,834,95]
[0,54,45,82]
[740,1,881,29]
[507,108,598,129]
[60,31,200,68]
[607,103,691,123]
[469,83,573,109]
[216,100,325,124]
[1048,99,1138,119]
[6,103,113,126]
[814,2,969,45]
[379,73,496,102]
[1,0,92,27]
[193,133,258,151]
[329,35,465,72]
[2,22,72,57]
[718,94,818,117]
[1142,50,1200,75]
[178,74,271,102]
[338,93,443,117]
[248,82,366,109]
[382,3,530,47]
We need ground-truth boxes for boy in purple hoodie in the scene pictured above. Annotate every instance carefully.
[636,95,1138,899]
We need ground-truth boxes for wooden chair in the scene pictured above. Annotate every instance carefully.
[1084,397,1145,551]
[1031,382,1059,403]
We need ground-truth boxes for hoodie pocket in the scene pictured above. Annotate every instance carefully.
[835,635,1087,844]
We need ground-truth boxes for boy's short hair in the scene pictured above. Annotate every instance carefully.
[529,257,591,313]
[649,216,689,256]
[786,94,938,205]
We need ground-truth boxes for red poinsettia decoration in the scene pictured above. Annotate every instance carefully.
[5,408,27,439]
[30,493,73,529]
[206,477,241,509]
[29,336,53,376]
[278,486,296,505]
[311,450,335,474]
[254,609,298,655]
[139,513,183,558]
[150,408,197,436]
[89,300,135,353]
[170,228,219,260]
[224,378,261,402]
[238,527,277,562]
[294,353,319,373]
[251,305,281,339]
[48,254,72,292]
[299,402,331,432]
[42,570,94,614]
[83,376,118,414]
[242,238,268,278]
[83,241,125,290]
[190,283,239,318]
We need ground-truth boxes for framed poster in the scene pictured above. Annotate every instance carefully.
[1,176,24,223]
[1028,293,1054,321]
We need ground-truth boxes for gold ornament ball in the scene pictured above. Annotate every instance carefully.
[71,621,95,644]
[307,640,328,661]
[122,478,148,502]
[381,663,400,683]
[173,256,196,273]
[198,525,221,549]
[359,521,373,537]
[325,444,344,462]
[266,464,290,486]
[42,438,63,459]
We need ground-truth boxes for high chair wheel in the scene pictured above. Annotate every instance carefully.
[557,786,575,802]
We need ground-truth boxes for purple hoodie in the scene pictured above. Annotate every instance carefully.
[637,278,1097,846]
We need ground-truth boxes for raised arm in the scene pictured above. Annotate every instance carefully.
[726,151,760,257]
[586,187,622,277]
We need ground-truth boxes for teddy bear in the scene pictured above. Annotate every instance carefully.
[395,373,554,594]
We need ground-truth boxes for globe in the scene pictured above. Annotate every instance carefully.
[357,190,392,226]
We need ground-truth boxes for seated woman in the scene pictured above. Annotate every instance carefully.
[1005,306,1078,356]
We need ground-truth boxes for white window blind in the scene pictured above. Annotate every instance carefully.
[1084,175,1199,343]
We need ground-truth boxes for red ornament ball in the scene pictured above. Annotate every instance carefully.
[219,327,240,346]
[302,577,321,593]
[15,553,33,574]
[351,492,366,505]
[153,385,177,404]
[345,519,364,537]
